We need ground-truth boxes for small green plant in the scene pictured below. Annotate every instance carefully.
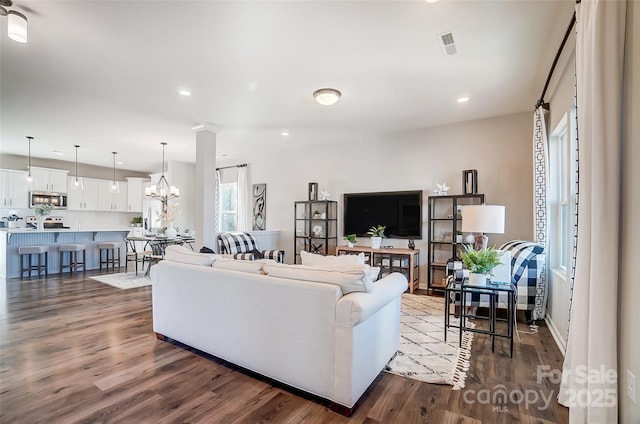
[2,213,22,222]
[131,216,143,225]
[367,225,386,238]
[344,234,357,244]
[33,204,54,217]
[459,244,502,275]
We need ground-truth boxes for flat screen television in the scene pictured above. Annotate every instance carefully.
[343,190,423,239]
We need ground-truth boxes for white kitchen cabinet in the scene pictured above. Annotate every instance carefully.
[97,180,128,211]
[67,177,99,210]
[29,167,69,193]
[0,169,28,209]
[126,177,147,213]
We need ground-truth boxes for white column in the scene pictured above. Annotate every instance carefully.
[193,124,219,251]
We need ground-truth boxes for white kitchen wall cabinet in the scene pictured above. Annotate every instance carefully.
[29,167,69,193]
[0,169,28,209]
[126,177,147,213]
[97,180,128,211]
[67,177,99,210]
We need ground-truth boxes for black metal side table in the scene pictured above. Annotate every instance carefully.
[455,278,517,358]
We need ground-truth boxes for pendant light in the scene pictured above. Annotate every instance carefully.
[109,151,119,193]
[25,136,33,183]
[71,145,83,191]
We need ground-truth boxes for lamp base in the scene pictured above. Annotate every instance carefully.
[474,233,488,251]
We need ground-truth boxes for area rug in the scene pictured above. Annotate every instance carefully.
[385,293,474,390]
[90,273,151,290]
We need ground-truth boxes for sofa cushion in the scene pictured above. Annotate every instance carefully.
[164,245,220,266]
[219,232,257,254]
[300,251,365,266]
[262,263,373,294]
[211,258,277,274]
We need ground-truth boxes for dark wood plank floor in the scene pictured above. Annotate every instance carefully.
[0,272,569,423]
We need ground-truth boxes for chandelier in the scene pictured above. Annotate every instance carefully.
[145,142,179,206]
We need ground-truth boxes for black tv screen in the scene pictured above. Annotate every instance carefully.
[343,190,423,239]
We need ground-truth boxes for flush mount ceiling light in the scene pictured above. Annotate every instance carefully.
[0,1,28,43]
[313,88,341,106]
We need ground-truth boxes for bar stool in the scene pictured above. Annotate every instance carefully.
[98,241,121,272]
[18,245,48,279]
[59,244,86,275]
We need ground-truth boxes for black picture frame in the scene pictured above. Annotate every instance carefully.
[462,170,478,194]
[308,182,318,201]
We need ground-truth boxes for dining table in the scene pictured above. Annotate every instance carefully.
[125,234,196,275]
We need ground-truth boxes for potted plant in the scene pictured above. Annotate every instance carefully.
[131,216,143,227]
[459,244,502,286]
[344,234,357,248]
[367,225,386,249]
[33,204,54,231]
[2,212,23,228]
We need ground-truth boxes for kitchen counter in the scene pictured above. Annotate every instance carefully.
[0,228,134,279]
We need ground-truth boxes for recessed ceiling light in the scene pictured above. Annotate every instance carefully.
[457,96,469,103]
[313,88,341,106]
[117,161,123,165]
[53,150,64,156]
[425,0,440,3]
[178,89,191,96]
[281,132,289,136]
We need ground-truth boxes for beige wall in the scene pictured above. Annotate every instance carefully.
[221,111,534,286]
[619,0,640,420]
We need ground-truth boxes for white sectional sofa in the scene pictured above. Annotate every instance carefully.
[150,250,408,415]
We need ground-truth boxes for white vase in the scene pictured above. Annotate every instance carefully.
[37,216,46,231]
[468,273,487,287]
[165,225,178,238]
[370,236,382,249]
[347,242,354,248]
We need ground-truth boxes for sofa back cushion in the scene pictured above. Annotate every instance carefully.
[300,251,365,266]
[263,263,373,294]
[211,258,277,274]
[219,232,258,254]
[164,245,220,266]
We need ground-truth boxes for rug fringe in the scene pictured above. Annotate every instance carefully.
[450,321,475,390]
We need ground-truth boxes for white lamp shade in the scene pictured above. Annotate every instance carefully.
[8,11,27,43]
[461,205,505,234]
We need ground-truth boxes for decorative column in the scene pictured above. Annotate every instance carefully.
[193,123,219,251]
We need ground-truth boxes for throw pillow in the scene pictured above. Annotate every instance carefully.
[262,263,373,294]
[249,248,264,259]
[199,246,216,254]
[164,245,220,266]
[300,250,365,266]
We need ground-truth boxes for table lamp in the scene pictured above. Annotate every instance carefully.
[461,205,505,250]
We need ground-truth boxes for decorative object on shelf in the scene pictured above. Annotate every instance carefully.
[313,210,321,219]
[0,1,28,43]
[146,142,180,213]
[312,225,323,237]
[2,211,23,228]
[319,190,331,200]
[252,183,266,231]
[464,234,476,244]
[367,225,386,249]
[33,204,53,231]
[308,182,318,200]
[433,183,450,196]
[462,169,478,194]
[108,152,120,193]
[344,234,357,248]
[313,88,341,106]
[461,204,505,250]
[460,244,502,287]
[157,202,181,237]
[408,239,415,250]
[71,144,83,191]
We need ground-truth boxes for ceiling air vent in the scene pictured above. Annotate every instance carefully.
[438,30,458,56]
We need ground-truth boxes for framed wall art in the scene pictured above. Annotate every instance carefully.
[252,183,266,231]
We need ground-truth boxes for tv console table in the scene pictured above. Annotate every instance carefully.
[336,246,420,293]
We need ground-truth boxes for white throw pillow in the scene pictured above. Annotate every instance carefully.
[262,263,373,294]
[211,258,278,274]
[164,245,221,266]
[300,251,365,266]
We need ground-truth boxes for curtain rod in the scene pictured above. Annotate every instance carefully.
[216,163,247,171]
[535,5,579,110]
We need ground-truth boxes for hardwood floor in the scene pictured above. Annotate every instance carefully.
[0,273,569,423]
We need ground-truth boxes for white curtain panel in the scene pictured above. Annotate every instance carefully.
[558,1,627,423]
[215,169,221,233]
[237,166,249,232]
[532,106,549,320]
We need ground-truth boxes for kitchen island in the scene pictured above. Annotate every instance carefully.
[0,228,132,279]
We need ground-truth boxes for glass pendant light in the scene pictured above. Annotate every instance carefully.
[25,136,33,184]
[71,144,83,191]
[109,152,120,193]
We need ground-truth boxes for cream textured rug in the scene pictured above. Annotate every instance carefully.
[90,273,151,290]
[385,293,474,390]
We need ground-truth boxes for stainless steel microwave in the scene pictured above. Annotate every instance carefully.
[30,191,68,209]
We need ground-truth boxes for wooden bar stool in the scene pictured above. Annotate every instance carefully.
[18,245,48,279]
[98,241,121,272]
[59,244,86,275]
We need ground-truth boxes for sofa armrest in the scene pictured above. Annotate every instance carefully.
[335,273,408,327]
[261,249,285,263]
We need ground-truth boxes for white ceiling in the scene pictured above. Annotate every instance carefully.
[0,0,575,174]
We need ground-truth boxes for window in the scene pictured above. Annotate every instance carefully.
[220,182,238,231]
[549,106,577,275]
